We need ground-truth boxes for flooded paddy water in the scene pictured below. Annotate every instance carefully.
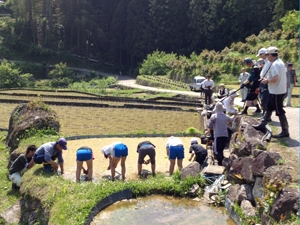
[91,195,235,225]
[62,137,203,181]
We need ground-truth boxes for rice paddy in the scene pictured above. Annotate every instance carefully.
[0,90,202,136]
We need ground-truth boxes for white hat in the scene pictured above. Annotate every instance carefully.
[256,48,267,57]
[190,138,198,144]
[101,146,108,154]
[265,46,278,54]
[229,90,239,97]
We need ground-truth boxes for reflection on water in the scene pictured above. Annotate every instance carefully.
[91,195,235,225]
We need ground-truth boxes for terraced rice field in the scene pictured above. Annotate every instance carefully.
[0,90,202,136]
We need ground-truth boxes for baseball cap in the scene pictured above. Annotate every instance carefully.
[57,138,67,150]
[256,48,267,57]
[287,62,293,67]
[190,138,198,144]
[265,46,278,54]
[229,90,239,97]
[243,58,253,65]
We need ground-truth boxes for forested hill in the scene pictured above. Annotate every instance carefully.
[0,0,298,70]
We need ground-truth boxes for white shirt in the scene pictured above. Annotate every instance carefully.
[166,137,183,148]
[222,96,238,114]
[201,79,214,89]
[267,58,287,94]
[238,72,250,83]
[260,58,270,78]
[103,142,122,157]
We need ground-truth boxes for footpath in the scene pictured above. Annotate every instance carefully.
[117,77,299,154]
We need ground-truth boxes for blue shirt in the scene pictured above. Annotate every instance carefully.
[35,142,64,164]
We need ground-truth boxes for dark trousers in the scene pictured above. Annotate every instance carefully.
[34,154,57,164]
[266,93,285,116]
[213,137,228,166]
[204,89,213,105]
[195,153,208,165]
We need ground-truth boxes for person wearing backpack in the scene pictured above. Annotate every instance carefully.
[8,145,37,190]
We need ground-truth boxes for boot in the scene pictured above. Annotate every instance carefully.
[239,106,248,115]
[253,110,272,131]
[273,114,289,138]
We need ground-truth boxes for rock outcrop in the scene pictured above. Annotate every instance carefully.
[6,102,60,150]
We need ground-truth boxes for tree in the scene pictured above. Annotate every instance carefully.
[0,60,34,88]
[48,62,74,79]
[280,10,299,33]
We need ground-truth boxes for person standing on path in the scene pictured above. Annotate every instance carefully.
[238,68,250,102]
[166,136,184,175]
[253,46,289,138]
[285,62,297,107]
[102,142,128,181]
[201,75,215,105]
[239,58,261,115]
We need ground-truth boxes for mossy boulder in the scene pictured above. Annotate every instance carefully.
[6,102,60,150]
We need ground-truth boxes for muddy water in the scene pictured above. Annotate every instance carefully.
[91,195,234,225]
[62,137,205,182]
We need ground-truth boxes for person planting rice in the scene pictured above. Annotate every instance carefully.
[136,140,156,177]
[166,136,184,175]
[102,142,128,181]
[188,138,207,166]
[76,146,94,182]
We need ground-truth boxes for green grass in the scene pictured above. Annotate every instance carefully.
[0,132,21,213]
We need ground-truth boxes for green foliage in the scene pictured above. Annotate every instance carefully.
[0,59,34,88]
[136,75,189,90]
[139,50,177,75]
[185,127,201,135]
[27,97,51,111]
[68,77,117,94]
[48,62,74,79]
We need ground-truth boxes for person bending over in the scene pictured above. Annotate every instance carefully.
[102,142,128,181]
[137,141,156,177]
[166,136,184,175]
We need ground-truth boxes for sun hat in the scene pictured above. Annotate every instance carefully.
[265,46,278,54]
[214,102,225,113]
[229,90,239,97]
[57,137,67,150]
[257,58,265,65]
[219,83,225,87]
[101,146,108,154]
[256,48,267,57]
[190,138,198,144]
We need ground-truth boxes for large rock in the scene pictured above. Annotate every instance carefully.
[226,157,254,184]
[227,184,240,203]
[240,200,256,217]
[252,151,281,176]
[252,176,265,207]
[230,117,267,157]
[237,184,254,205]
[262,165,292,187]
[269,187,299,222]
[6,103,60,150]
[180,161,200,180]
